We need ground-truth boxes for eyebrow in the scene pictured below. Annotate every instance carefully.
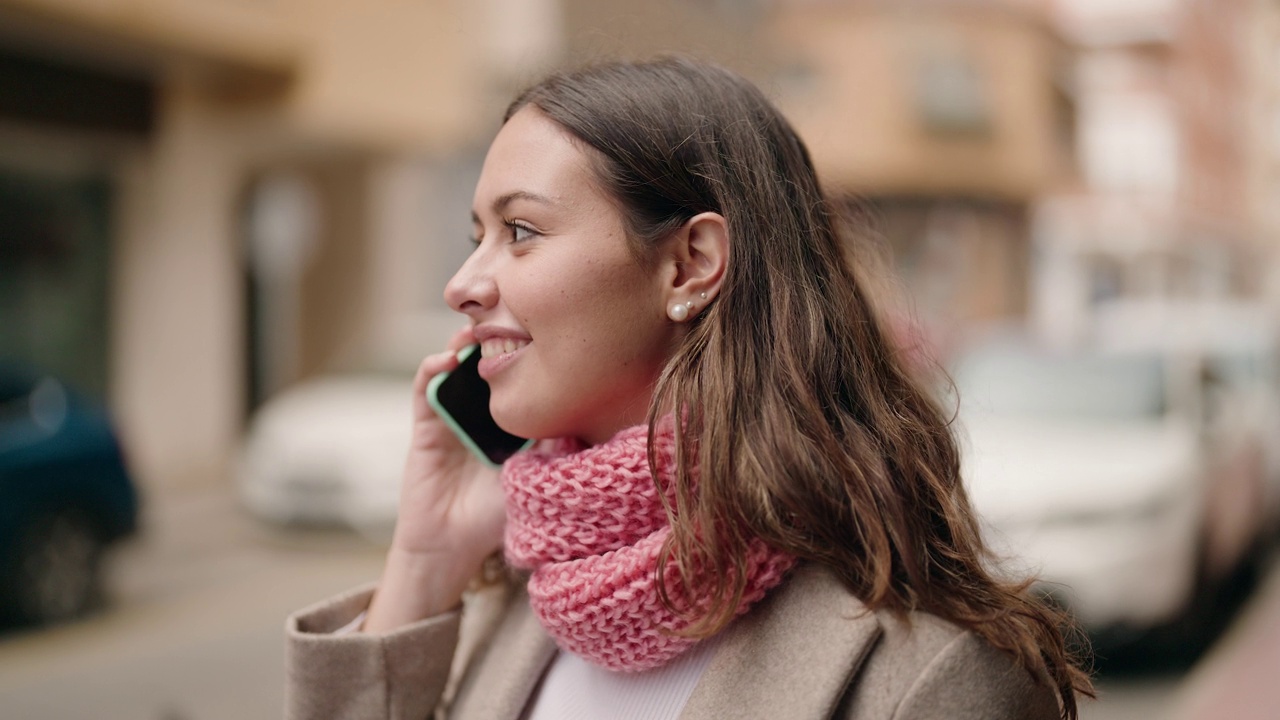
[471,190,557,224]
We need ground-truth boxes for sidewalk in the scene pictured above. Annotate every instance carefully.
[1172,549,1280,720]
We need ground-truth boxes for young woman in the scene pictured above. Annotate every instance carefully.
[286,57,1092,720]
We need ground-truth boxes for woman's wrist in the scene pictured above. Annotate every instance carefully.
[362,544,488,632]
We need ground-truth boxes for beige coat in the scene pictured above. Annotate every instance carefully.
[285,564,1060,720]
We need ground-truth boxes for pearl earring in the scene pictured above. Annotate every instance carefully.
[669,302,689,322]
[700,292,707,299]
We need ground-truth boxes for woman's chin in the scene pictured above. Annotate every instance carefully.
[489,406,545,441]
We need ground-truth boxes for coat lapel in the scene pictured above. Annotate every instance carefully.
[449,589,557,720]
[679,564,883,720]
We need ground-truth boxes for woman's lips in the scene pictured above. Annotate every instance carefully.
[477,340,529,380]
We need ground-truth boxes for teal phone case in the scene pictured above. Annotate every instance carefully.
[425,345,533,468]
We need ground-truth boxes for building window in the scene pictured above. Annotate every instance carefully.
[0,167,112,399]
[913,46,992,137]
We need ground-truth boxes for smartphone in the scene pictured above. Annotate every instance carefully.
[426,344,534,467]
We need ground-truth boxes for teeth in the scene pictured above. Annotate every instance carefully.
[480,339,529,358]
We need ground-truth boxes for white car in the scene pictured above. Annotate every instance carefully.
[238,374,413,538]
[1092,299,1280,569]
[955,339,1206,630]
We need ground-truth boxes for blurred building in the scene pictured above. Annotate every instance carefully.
[1250,0,1280,307]
[1031,0,1263,342]
[0,0,1091,492]
[0,0,772,492]
[0,0,558,489]
[768,0,1075,343]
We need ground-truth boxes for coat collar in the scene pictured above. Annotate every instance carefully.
[459,563,882,720]
[679,563,884,720]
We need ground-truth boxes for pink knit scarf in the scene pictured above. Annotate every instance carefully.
[502,422,796,672]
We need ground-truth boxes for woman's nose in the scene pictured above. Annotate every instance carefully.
[444,246,499,315]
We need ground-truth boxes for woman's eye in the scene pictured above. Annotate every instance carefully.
[509,222,538,243]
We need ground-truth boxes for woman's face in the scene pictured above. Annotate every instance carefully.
[445,107,677,445]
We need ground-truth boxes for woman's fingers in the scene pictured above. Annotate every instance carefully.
[410,349,460,423]
[411,326,473,409]
[409,324,474,422]
[413,350,458,392]
[446,325,475,353]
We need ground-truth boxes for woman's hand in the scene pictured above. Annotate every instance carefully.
[394,326,506,558]
[364,327,507,632]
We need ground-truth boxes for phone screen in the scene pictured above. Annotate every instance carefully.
[426,345,532,467]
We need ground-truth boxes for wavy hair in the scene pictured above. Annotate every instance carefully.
[506,57,1092,718]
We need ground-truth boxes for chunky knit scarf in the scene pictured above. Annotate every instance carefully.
[502,423,796,672]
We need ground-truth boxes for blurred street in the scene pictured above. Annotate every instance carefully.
[0,484,386,720]
[0,479,1275,719]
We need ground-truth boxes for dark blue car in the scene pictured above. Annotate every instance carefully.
[0,365,139,625]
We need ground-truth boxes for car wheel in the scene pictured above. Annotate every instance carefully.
[1173,540,1265,651]
[1093,539,1265,671]
[6,510,103,625]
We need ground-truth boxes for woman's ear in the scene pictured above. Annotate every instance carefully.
[663,212,728,321]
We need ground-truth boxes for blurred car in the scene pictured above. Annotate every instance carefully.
[1093,299,1280,568]
[237,374,413,537]
[0,365,139,625]
[954,337,1207,631]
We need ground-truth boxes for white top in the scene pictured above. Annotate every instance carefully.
[339,609,720,720]
[522,634,723,720]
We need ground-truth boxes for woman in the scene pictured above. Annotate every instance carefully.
[286,57,1092,720]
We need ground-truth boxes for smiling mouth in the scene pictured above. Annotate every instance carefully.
[480,339,530,358]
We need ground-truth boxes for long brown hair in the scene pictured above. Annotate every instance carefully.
[507,57,1092,718]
